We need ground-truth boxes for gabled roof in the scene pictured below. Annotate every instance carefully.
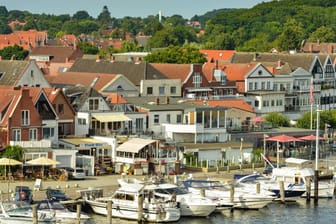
[102,92,127,104]
[200,50,235,63]
[29,46,83,63]
[44,87,76,115]
[45,72,118,91]
[68,59,167,86]
[150,63,190,81]
[63,84,106,111]
[222,63,257,81]
[0,60,29,85]
[231,52,335,72]
[191,98,254,113]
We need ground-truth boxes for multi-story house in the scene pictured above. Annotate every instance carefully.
[0,59,50,88]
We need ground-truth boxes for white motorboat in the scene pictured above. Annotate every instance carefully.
[271,166,334,198]
[0,201,56,224]
[118,178,218,217]
[36,200,91,223]
[182,179,276,209]
[236,173,307,199]
[83,184,181,222]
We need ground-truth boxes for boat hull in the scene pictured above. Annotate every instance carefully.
[85,199,180,222]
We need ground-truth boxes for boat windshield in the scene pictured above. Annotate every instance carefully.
[154,187,188,195]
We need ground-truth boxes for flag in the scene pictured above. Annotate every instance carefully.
[310,77,314,105]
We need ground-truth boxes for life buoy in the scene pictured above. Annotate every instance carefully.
[19,191,26,201]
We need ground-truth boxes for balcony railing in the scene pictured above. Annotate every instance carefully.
[10,140,51,148]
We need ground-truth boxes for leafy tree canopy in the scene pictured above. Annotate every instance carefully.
[264,112,290,127]
[0,45,29,60]
[145,45,206,64]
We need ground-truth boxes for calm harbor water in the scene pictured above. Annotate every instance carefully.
[88,198,336,224]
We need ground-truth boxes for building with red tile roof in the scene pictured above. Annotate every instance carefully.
[0,29,47,50]
[29,45,84,75]
[200,50,235,63]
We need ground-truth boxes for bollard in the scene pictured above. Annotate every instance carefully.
[306,176,311,202]
[76,203,81,224]
[200,188,206,197]
[230,185,235,203]
[227,165,230,173]
[75,183,79,188]
[279,181,285,203]
[138,194,144,222]
[252,163,255,171]
[107,200,112,224]
[256,182,260,194]
[32,204,38,224]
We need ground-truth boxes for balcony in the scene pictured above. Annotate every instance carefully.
[10,140,51,148]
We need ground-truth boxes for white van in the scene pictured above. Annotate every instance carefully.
[72,167,86,180]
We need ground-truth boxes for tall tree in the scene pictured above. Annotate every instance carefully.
[97,5,111,26]
[73,10,91,20]
[276,19,306,52]
[308,26,336,42]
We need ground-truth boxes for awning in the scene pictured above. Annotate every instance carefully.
[60,138,111,149]
[92,114,131,122]
[117,138,158,153]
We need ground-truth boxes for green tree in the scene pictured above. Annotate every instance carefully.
[73,10,91,20]
[121,40,142,52]
[0,45,29,60]
[1,145,23,161]
[0,21,12,34]
[308,26,336,42]
[97,5,111,25]
[264,112,290,127]
[296,110,336,130]
[276,19,306,52]
[145,45,206,64]
[77,41,99,54]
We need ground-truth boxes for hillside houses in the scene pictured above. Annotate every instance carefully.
[1,48,336,176]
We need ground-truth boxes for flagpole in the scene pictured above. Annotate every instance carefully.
[310,77,314,130]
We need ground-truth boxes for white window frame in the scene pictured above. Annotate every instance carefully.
[21,110,30,126]
[12,129,21,141]
[29,128,38,141]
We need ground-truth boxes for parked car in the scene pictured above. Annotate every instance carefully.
[72,167,86,180]
[14,186,33,204]
[46,188,70,201]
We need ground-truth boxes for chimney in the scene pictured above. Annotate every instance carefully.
[165,96,170,104]
[0,56,2,61]
[110,55,115,63]
[155,97,159,105]
[215,60,218,69]
[309,43,313,52]
[96,55,101,62]
[73,40,77,50]
[277,59,282,68]
[317,39,320,45]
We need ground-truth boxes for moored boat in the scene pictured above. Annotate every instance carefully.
[82,184,181,222]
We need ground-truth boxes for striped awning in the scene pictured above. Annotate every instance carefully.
[92,114,131,122]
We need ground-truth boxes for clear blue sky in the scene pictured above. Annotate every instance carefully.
[2,0,271,19]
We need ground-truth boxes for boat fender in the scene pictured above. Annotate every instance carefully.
[19,191,26,201]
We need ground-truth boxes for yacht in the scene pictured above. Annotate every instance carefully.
[83,184,181,222]
[118,178,218,216]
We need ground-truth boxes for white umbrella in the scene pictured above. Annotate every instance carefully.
[0,158,22,180]
[26,157,60,178]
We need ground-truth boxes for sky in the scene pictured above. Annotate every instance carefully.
[1,0,271,19]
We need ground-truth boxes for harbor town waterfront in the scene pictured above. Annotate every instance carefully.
[0,158,334,223]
